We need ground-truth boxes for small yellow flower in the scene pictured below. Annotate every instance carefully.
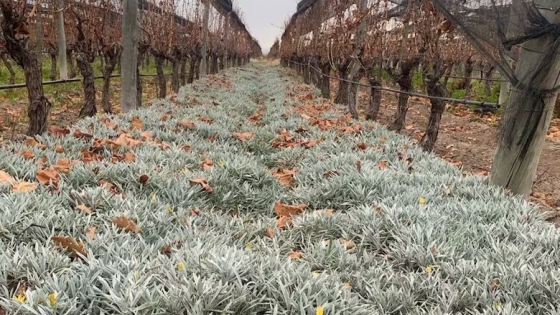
[166,205,173,213]
[419,197,426,204]
[49,292,57,306]
[13,294,26,302]
[493,302,502,311]
[425,265,433,273]
[316,306,324,315]
[134,270,140,279]
[219,159,225,167]
[151,193,157,201]
[246,242,252,250]
[177,261,185,271]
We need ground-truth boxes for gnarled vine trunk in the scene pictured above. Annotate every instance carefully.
[366,67,382,121]
[388,58,421,132]
[101,46,121,114]
[1,53,16,85]
[154,54,166,98]
[334,60,351,105]
[319,62,331,99]
[76,52,97,117]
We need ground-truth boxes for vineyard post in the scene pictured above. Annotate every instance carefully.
[346,0,369,119]
[200,0,210,76]
[121,0,139,113]
[491,0,560,196]
[223,12,229,69]
[57,0,67,80]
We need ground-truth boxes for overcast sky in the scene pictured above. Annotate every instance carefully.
[235,0,298,54]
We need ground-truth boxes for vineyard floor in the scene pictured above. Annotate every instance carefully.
[348,78,560,211]
[2,61,560,313]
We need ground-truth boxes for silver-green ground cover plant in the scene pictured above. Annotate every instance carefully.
[1,62,560,314]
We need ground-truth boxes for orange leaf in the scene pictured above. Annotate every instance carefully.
[274,202,307,217]
[232,132,254,142]
[76,204,92,215]
[52,236,87,258]
[200,158,214,171]
[272,168,297,188]
[160,241,183,256]
[124,152,136,162]
[189,178,213,193]
[339,239,356,250]
[178,121,196,129]
[24,137,47,149]
[377,161,388,169]
[0,170,15,184]
[37,169,59,187]
[190,208,201,216]
[85,226,96,240]
[265,227,274,238]
[74,130,93,139]
[289,250,304,260]
[112,216,140,233]
[55,145,65,153]
[405,125,414,130]
[304,139,320,149]
[140,131,153,141]
[20,150,35,160]
[357,143,367,150]
[12,181,38,193]
[53,158,72,174]
[130,116,144,130]
[48,126,71,137]
[276,216,292,229]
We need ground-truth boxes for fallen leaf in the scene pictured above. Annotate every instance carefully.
[405,125,414,130]
[232,132,254,142]
[12,181,38,193]
[490,279,500,290]
[272,168,297,188]
[160,241,183,256]
[140,131,153,141]
[265,227,274,238]
[189,178,213,193]
[76,204,92,215]
[289,250,304,260]
[49,126,71,137]
[357,142,367,150]
[124,152,136,162]
[378,161,388,169]
[37,169,59,187]
[190,208,201,216]
[274,202,307,217]
[300,113,311,119]
[85,226,96,240]
[52,236,87,258]
[55,145,65,153]
[339,239,355,250]
[356,160,362,172]
[112,216,140,233]
[20,150,34,160]
[130,116,144,130]
[178,121,196,129]
[52,158,72,174]
[276,216,292,229]
[198,116,214,124]
[24,137,47,149]
[200,157,214,170]
[324,170,339,178]
[139,175,149,185]
[304,139,320,148]
[74,130,93,139]
[0,170,15,184]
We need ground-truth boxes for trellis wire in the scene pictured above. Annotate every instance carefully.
[0,73,172,91]
[288,60,500,109]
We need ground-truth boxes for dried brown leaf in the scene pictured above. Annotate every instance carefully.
[112,216,140,233]
[85,226,97,240]
[140,175,149,185]
[232,132,254,142]
[76,204,93,215]
[189,178,214,193]
[52,236,87,258]
[274,202,307,217]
